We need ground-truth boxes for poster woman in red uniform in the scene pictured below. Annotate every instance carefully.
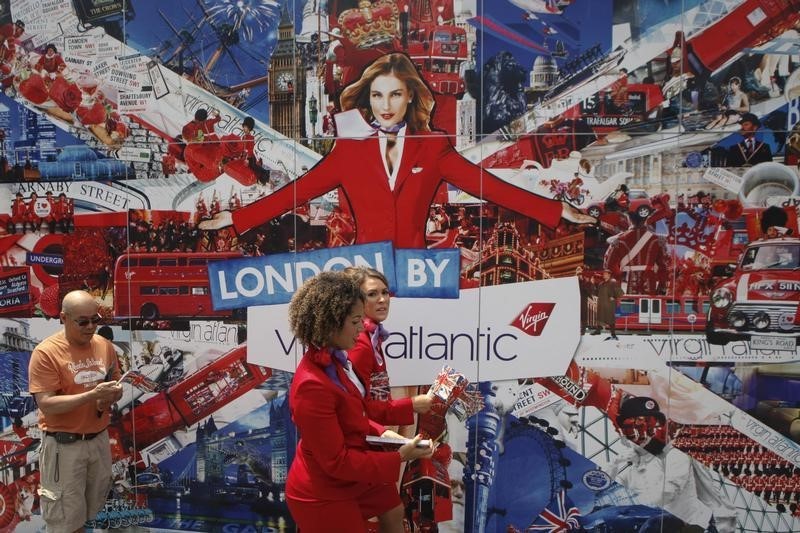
[200,53,594,246]
[286,272,432,532]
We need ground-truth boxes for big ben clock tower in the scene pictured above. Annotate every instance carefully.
[269,5,305,139]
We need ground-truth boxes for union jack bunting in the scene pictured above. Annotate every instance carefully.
[527,490,581,532]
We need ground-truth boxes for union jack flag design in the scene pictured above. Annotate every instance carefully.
[526,490,581,532]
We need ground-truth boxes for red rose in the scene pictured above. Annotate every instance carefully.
[49,77,82,112]
[19,75,48,104]
[76,101,106,125]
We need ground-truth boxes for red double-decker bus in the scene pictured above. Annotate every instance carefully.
[407,25,468,96]
[113,344,271,448]
[113,252,241,320]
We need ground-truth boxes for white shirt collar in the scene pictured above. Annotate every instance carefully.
[378,125,406,190]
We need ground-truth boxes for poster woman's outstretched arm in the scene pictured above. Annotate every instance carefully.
[434,135,596,227]
[199,144,346,234]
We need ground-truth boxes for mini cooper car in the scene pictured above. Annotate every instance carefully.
[585,188,653,219]
[706,238,800,347]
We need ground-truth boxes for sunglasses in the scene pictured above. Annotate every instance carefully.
[72,314,103,327]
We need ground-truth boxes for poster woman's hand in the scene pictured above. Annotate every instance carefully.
[198,210,233,231]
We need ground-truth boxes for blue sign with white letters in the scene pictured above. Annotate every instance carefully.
[209,242,396,309]
[208,242,460,309]
[393,248,460,299]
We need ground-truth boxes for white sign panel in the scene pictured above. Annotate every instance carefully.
[25,18,64,48]
[106,67,143,91]
[64,35,97,57]
[510,383,562,418]
[118,91,153,114]
[731,409,800,468]
[62,53,95,71]
[115,146,152,163]
[574,333,800,366]
[247,278,580,385]
[703,167,744,194]
[41,0,71,18]
[97,38,122,59]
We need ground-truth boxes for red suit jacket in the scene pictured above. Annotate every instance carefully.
[232,131,562,248]
[287,346,412,503]
[347,318,414,418]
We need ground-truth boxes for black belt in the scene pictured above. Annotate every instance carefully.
[45,430,104,442]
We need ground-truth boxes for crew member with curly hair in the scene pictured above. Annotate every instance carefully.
[286,271,433,532]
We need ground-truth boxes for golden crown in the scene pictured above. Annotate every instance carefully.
[338,0,398,49]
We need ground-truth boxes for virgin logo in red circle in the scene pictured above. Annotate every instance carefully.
[510,303,556,336]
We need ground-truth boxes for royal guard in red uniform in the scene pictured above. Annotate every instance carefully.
[604,211,669,295]
[43,190,57,233]
[182,108,224,182]
[221,116,262,186]
[25,192,40,232]
[228,190,242,211]
[9,192,27,233]
[52,193,65,232]
[62,194,74,232]
[194,194,209,225]
[209,191,222,217]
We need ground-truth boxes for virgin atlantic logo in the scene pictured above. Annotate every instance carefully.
[510,303,555,336]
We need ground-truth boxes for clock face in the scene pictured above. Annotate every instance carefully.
[276,72,294,92]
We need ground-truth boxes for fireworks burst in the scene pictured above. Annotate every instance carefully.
[205,0,281,42]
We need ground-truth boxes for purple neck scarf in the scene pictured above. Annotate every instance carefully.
[322,348,349,391]
[370,323,390,366]
[370,120,407,134]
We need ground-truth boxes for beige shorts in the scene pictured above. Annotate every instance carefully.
[38,430,112,533]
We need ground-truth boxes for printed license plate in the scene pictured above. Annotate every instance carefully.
[750,335,796,351]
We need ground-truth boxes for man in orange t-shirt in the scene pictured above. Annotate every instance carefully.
[28,290,122,533]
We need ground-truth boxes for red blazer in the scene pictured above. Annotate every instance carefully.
[182,115,221,143]
[349,319,413,427]
[232,131,562,248]
[287,346,409,502]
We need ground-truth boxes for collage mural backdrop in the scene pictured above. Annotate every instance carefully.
[0,0,798,531]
